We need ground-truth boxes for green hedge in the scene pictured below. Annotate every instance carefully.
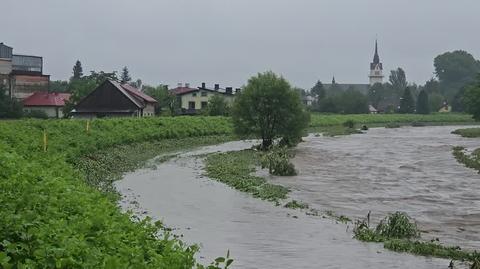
[0,117,233,268]
[310,113,474,127]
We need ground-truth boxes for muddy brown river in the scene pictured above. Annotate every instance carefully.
[117,126,480,268]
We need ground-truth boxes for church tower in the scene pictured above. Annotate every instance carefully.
[369,40,384,85]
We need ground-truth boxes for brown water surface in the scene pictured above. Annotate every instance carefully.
[115,128,477,268]
[271,125,480,249]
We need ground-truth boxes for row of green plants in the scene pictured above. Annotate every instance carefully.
[354,212,480,267]
[310,113,474,127]
[0,117,236,268]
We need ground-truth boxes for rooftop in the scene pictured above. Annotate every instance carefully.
[23,92,71,107]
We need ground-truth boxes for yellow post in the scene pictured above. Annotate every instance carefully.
[86,120,90,134]
[43,130,48,152]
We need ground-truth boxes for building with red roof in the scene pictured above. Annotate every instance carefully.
[72,79,157,118]
[23,91,71,118]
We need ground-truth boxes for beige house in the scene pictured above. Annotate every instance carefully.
[23,92,71,118]
[171,83,238,114]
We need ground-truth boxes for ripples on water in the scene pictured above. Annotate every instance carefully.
[273,126,480,250]
[116,127,480,268]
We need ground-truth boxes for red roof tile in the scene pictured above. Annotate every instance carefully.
[121,84,158,103]
[23,92,71,107]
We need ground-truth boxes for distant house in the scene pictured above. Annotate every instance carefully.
[23,92,71,118]
[368,105,378,114]
[302,95,315,106]
[0,43,50,99]
[170,83,238,114]
[72,79,157,118]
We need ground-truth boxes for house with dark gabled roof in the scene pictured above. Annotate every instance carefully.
[72,79,157,118]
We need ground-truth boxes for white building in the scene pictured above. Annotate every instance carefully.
[369,40,384,85]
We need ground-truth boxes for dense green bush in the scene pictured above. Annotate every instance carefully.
[0,116,234,268]
[260,147,297,176]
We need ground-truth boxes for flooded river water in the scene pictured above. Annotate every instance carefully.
[273,125,480,250]
[116,126,480,268]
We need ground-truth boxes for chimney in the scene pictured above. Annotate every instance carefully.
[226,87,233,95]
[214,84,220,91]
[235,88,241,94]
[185,83,190,88]
[177,82,183,88]
[201,82,206,89]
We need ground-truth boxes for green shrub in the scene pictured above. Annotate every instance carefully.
[375,212,420,239]
[343,120,355,129]
[260,146,297,176]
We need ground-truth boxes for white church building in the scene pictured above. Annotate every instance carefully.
[323,40,385,94]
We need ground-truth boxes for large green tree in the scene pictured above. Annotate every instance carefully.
[310,80,326,100]
[399,87,416,113]
[49,80,69,93]
[463,75,480,121]
[143,84,175,115]
[72,60,83,80]
[120,66,131,84]
[232,71,310,149]
[206,94,229,116]
[416,90,430,114]
[434,50,480,100]
[367,83,387,108]
[389,68,408,93]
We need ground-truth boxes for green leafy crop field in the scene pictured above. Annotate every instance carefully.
[0,117,233,268]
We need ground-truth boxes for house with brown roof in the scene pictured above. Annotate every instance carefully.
[72,79,157,118]
[23,92,71,118]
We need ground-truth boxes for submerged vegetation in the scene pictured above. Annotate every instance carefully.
[260,146,297,176]
[205,150,289,202]
[354,212,480,264]
[452,146,480,173]
[0,117,235,268]
[453,127,480,138]
[452,128,480,173]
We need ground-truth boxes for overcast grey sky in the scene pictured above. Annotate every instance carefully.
[2,0,479,89]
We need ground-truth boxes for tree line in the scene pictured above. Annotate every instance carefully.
[307,50,480,115]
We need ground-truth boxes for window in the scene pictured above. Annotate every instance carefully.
[188,101,196,109]
[201,91,207,97]
[201,101,208,109]
[192,93,197,97]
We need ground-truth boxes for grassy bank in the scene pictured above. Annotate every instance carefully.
[310,113,474,127]
[0,117,234,268]
[453,128,480,138]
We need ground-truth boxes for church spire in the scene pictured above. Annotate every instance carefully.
[332,76,336,84]
[373,39,380,64]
